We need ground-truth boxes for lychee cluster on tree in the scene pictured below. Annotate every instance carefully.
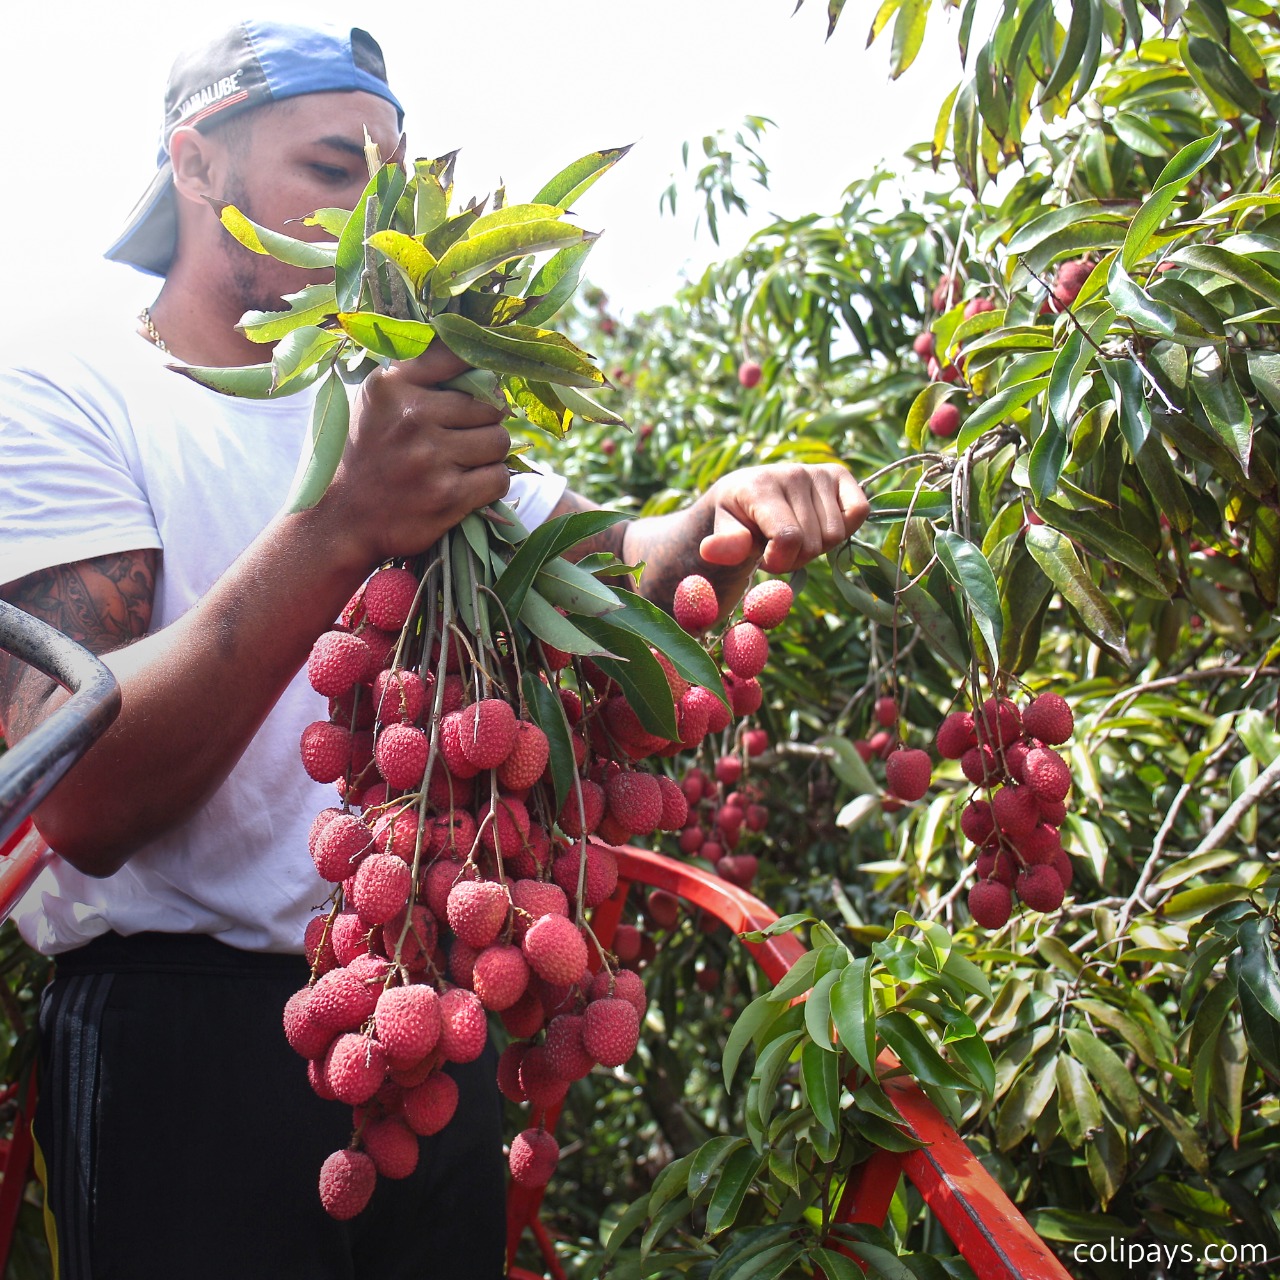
[853,694,934,810]
[935,690,1079,929]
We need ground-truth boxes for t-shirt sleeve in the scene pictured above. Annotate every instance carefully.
[505,461,568,531]
[0,361,161,586]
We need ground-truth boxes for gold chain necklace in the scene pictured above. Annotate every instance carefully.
[139,306,168,353]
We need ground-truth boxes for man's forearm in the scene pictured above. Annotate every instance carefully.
[19,511,372,877]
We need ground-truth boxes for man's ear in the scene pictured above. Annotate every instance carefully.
[169,126,227,206]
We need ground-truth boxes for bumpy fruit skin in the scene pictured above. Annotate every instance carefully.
[509,1127,559,1188]
[1023,747,1072,804]
[969,879,1013,929]
[884,748,932,802]
[324,1033,387,1105]
[301,721,351,784]
[319,1148,377,1220]
[374,723,429,790]
[1022,693,1074,745]
[351,853,412,926]
[438,988,488,1063]
[606,770,663,836]
[497,721,550,791]
[722,623,769,679]
[584,997,641,1067]
[374,985,441,1062]
[458,698,518,770]
[935,711,978,760]
[673,575,719,633]
[447,880,510,949]
[1017,864,1066,913]
[737,360,763,389]
[523,913,589,986]
[402,1070,459,1136]
[742,580,793,629]
[363,566,419,631]
[307,631,372,698]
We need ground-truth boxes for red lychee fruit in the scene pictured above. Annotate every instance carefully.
[656,775,690,830]
[1023,747,1072,804]
[935,711,977,760]
[723,674,762,719]
[742,580,794,630]
[715,755,744,786]
[718,853,759,887]
[362,1116,419,1180]
[362,566,419,632]
[673,575,719,633]
[558,778,606,839]
[523,913,589,986]
[992,784,1041,839]
[319,1148,377,1220]
[884,748,932,802]
[968,879,1012,929]
[1022,693,1074,745]
[960,799,995,845]
[300,721,352,784]
[373,984,441,1063]
[978,697,1022,748]
[472,942,530,1012]
[374,723,429,790]
[963,295,996,319]
[438,988,488,1063]
[1052,258,1092,309]
[372,667,427,726]
[722,623,769,679]
[737,360,763,389]
[509,1128,559,1188]
[1016,864,1066,913]
[312,812,374,883]
[309,968,377,1036]
[960,744,1001,787]
[458,698,518,770]
[551,840,619,908]
[646,889,680,930]
[913,331,935,360]
[307,631,372,698]
[351,853,412,926]
[605,770,664,836]
[928,403,961,438]
[324,1033,387,1105]
[446,879,510,949]
[584,996,641,1067]
[497,721,551,791]
[402,1070,459,1136]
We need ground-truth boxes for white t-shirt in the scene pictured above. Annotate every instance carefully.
[0,321,565,955]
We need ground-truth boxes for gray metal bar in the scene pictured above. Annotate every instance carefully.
[0,599,122,848]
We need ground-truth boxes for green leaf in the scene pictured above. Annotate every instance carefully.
[996,1053,1058,1150]
[889,0,927,78]
[238,283,338,343]
[687,1136,749,1202]
[493,509,627,618]
[1189,350,1253,473]
[431,312,604,388]
[933,531,1002,672]
[520,669,576,816]
[816,736,880,796]
[171,362,279,398]
[830,957,878,1080]
[431,218,592,297]
[521,240,598,327]
[1171,243,1280,308]
[366,229,436,293]
[284,369,349,512]
[802,1039,841,1131]
[648,1151,699,1218]
[603,1195,650,1259]
[532,145,633,209]
[518,587,618,658]
[533,557,622,617]
[804,969,841,1051]
[1238,917,1280,1023]
[1040,0,1094,103]
[724,992,783,1090]
[1025,524,1130,661]
[955,377,1050,449]
[336,313,435,361]
[1055,1052,1103,1148]
[1107,261,1178,337]
[607,589,730,710]
[1141,1090,1209,1172]
[214,201,337,267]
[272,326,346,392]
[574,616,680,738]
[1238,980,1280,1081]
[877,1011,970,1090]
[1064,1028,1142,1129]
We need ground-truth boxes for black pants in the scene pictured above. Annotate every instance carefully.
[33,932,506,1280]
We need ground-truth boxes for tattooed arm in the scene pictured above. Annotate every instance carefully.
[553,463,869,616]
[0,552,156,743]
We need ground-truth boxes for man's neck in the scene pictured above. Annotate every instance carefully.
[145,267,268,368]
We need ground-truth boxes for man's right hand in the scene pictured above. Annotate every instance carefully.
[324,343,513,569]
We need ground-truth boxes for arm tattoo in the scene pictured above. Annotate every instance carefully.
[0,550,157,741]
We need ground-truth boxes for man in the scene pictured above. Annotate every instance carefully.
[0,20,867,1278]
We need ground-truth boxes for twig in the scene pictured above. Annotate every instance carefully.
[1191,753,1280,856]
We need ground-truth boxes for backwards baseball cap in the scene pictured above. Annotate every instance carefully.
[105,20,404,276]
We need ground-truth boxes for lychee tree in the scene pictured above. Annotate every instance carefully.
[517,3,1280,1275]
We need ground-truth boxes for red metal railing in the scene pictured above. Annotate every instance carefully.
[506,846,1072,1280]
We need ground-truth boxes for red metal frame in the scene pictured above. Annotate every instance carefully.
[505,846,1071,1280]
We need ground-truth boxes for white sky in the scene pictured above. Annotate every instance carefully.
[2,0,958,325]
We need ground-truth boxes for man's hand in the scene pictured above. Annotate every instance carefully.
[324,343,513,569]
[698,463,870,573]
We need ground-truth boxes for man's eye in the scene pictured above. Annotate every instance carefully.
[311,165,350,183]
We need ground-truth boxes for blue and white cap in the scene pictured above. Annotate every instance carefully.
[105,20,404,277]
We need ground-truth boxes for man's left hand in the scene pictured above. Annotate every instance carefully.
[698,463,869,574]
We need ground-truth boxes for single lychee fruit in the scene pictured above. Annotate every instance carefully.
[978,697,1022,748]
[1022,692,1074,745]
[438,988,488,1063]
[307,631,372,699]
[673,575,719,633]
[1016,864,1066,913]
[935,711,977,760]
[319,1148,377,1221]
[656,775,690,830]
[402,1070,459,1136]
[884,748,932,802]
[458,698,518,770]
[928,403,961,439]
[715,755,744,786]
[992,784,1041,839]
[960,744,1002,787]
[551,841,618,908]
[309,967,377,1035]
[968,879,1013,929]
[509,1128,559,1188]
[300,721,352,784]
[584,997,641,1067]
[446,880,510,949]
[606,770,664,836]
[737,360,763,389]
[472,943,530,1012]
[913,331,935,359]
[324,1033,387,1105]
[960,799,995,845]
[497,721,551,791]
[723,674,762,719]
[371,667,426,726]
[362,1116,419,1180]
[362,566,419,631]
[874,696,898,728]
[722,623,769,679]
[523,913,589,986]
[742,580,793,630]
[374,723,429,790]
[373,984,441,1063]
[964,295,996,319]
[1023,747,1072,804]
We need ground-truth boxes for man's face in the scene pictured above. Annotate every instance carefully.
[214,90,404,313]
